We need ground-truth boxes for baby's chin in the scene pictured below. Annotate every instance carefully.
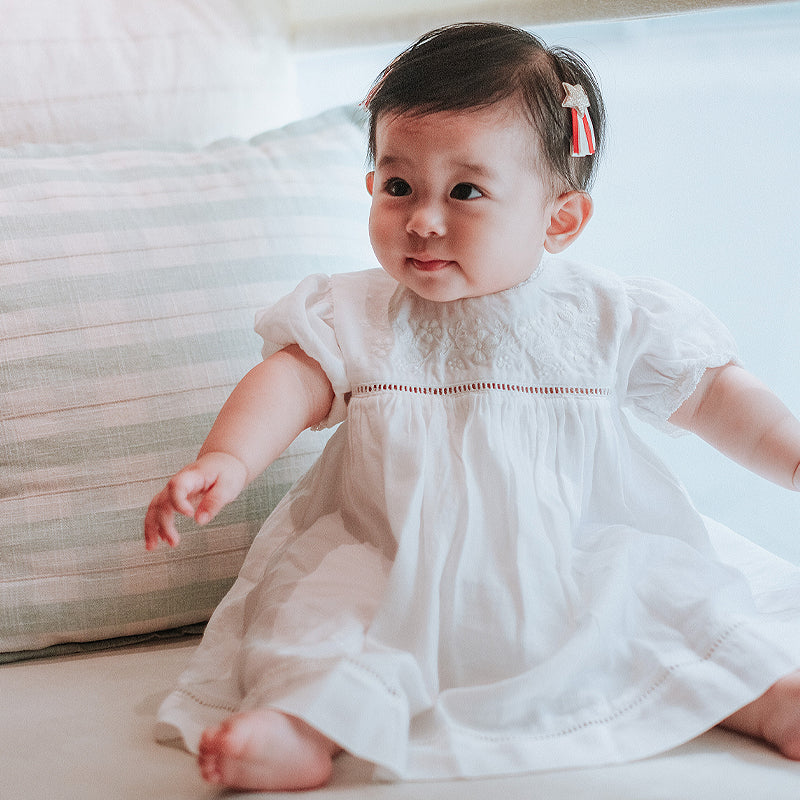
[379,258,540,303]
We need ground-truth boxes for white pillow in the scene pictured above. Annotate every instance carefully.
[0,105,376,659]
[0,0,295,146]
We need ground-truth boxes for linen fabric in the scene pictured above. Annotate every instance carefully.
[0,105,375,658]
[156,259,800,779]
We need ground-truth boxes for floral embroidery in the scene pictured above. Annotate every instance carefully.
[384,282,604,382]
[446,317,505,369]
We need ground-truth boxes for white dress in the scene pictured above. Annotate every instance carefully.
[156,257,800,780]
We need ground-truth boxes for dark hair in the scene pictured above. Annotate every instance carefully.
[364,22,605,194]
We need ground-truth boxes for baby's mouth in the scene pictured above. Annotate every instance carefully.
[409,257,452,272]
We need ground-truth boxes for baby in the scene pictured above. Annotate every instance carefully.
[146,22,800,792]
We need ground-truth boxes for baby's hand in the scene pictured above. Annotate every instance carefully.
[144,452,248,550]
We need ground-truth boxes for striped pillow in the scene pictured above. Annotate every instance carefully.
[0,105,376,660]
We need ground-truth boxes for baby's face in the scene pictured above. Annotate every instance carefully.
[367,99,557,302]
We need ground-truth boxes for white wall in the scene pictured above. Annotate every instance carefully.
[295,2,800,561]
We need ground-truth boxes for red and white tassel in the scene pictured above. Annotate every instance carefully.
[561,82,595,158]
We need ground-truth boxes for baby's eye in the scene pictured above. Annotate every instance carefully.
[450,183,483,201]
[384,178,411,197]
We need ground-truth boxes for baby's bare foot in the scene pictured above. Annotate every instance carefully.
[198,708,339,791]
[721,670,800,759]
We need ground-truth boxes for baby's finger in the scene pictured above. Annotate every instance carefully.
[166,467,209,517]
[193,471,243,525]
[144,495,181,550]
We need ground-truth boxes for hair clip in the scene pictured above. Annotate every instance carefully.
[561,83,595,157]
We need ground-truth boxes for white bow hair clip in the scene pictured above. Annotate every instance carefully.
[561,82,596,158]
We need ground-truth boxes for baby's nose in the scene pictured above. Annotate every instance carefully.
[406,200,445,238]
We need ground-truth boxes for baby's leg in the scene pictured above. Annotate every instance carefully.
[198,709,341,791]
[720,670,800,759]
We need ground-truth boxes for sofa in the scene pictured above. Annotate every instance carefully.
[3,1,800,797]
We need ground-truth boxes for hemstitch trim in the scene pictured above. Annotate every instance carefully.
[351,382,611,398]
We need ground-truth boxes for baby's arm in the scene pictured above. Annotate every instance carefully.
[144,344,334,550]
[670,364,800,491]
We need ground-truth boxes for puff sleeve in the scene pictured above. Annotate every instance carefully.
[254,274,349,429]
[617,277,741,436]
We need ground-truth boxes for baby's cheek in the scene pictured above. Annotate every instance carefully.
[369,215,398,260]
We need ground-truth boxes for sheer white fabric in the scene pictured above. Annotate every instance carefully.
[156,258,800,780]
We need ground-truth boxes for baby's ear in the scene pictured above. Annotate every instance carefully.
[544,191,593,253]
[366,172,375,195]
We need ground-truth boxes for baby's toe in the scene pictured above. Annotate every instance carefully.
[198,726,227,784]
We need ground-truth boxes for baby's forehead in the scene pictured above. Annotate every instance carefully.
[372,102,542,167]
